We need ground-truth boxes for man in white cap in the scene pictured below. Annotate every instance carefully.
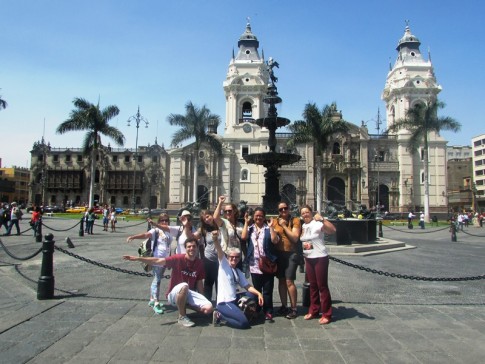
[5,202,22,236]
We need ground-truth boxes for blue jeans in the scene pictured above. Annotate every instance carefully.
[150,265,166,301]
[6,219,20,235]
[216,292,257,329]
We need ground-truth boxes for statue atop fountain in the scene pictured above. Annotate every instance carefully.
[243,59,301,214]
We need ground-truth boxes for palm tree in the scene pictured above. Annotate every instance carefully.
[56,98,125,208]
[167,101,222,202]
[287,102,349,213]
[0,93,7,110]
[387,100,460,223]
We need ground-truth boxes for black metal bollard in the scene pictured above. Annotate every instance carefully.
[35,221,43,243]
[37,233,55,300]
[450,221,457,242]
[79,217,84,237]
[378,220,383,238]
[302,271,310,307]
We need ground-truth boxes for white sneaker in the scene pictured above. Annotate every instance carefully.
[178,315,195,327]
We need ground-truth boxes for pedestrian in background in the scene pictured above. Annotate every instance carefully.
[31,206,42,237]
[5,202,21,236]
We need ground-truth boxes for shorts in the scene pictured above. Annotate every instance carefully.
[275,251,298,280]
[167,282,211,311]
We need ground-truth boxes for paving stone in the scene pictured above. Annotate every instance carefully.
[376,350,421,364]
[1,219,484,363]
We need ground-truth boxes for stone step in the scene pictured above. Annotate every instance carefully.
[328,239,415,256]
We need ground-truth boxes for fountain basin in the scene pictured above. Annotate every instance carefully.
[253,116,290,129]
[244,152,301,168]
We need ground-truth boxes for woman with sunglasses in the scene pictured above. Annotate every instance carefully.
[198,209,222,301]
[127,213,173,315]
[213,196,245,265]
[241,207,279,321]
[273,202,301,319]
[300,205,336,325]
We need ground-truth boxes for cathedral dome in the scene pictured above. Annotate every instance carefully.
[238,21,259,48]
[396,25,421,50]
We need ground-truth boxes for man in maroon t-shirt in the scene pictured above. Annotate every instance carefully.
[123,238,213,327]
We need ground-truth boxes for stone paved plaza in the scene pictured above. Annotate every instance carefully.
[1,216,484,363]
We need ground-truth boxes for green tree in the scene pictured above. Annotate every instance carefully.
[56,98,125,208]
[387,100,460,222]
[167,101,222,202]
[0,93,7,110]
[287,102,349,213]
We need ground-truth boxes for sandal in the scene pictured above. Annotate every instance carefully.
[304,313,316,320]
[319,317,331,325]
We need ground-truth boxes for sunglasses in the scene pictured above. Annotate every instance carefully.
[159,219,169,222]
[228,256,240,260]
[279,207,289,212]
[223,210,233,213]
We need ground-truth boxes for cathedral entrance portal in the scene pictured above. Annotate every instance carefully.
[327,178,346,206]
[197,185,209,209]
[281,184,297,206]
[377,184,390,212]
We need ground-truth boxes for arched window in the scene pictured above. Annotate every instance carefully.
[332,142,341,155]
[240,168,250,182]
[242,101,253,120]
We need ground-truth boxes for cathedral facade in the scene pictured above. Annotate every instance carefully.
[166,22,447,215]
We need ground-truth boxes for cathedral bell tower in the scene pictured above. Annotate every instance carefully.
[223,21,269,137]
[382,24,447,213]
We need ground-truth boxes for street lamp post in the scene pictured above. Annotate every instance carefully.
[374,153,380,213]
[127,106,148,213]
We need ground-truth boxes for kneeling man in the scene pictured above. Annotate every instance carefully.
[123,238,213,327]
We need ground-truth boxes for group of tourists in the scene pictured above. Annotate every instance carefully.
[123,196,336,329]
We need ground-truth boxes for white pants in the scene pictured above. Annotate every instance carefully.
[167,282,211,311]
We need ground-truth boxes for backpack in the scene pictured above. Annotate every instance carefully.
[15,208,23,219]
[138,229,159,272]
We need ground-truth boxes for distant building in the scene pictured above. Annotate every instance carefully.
[446,146,473,212]
[472,134,485,211]
[0,165,30,206]
[29,138,169,209]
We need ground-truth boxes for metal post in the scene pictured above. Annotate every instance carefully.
[35,220,42,242]
[378,220,383,237]
[450,220,457,242]
[37,233,55,300]
[302,272,310,308]
[79,217,84,237]
[127,106,149,214]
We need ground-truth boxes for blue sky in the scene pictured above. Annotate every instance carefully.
[1,0,484,168]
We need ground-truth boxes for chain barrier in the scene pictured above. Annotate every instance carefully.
[0,238,43,261]
[329,255,485,281]
[459,229,485,238]
[95,220,147,230]
[42,220,80,232]
[383,224,450,234]
[54,246,171,279]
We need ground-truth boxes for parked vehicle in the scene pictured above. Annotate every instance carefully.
[43,205,66,213]
[65,206,87,213]
[93,207,104,214]
[148,208,165,216]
